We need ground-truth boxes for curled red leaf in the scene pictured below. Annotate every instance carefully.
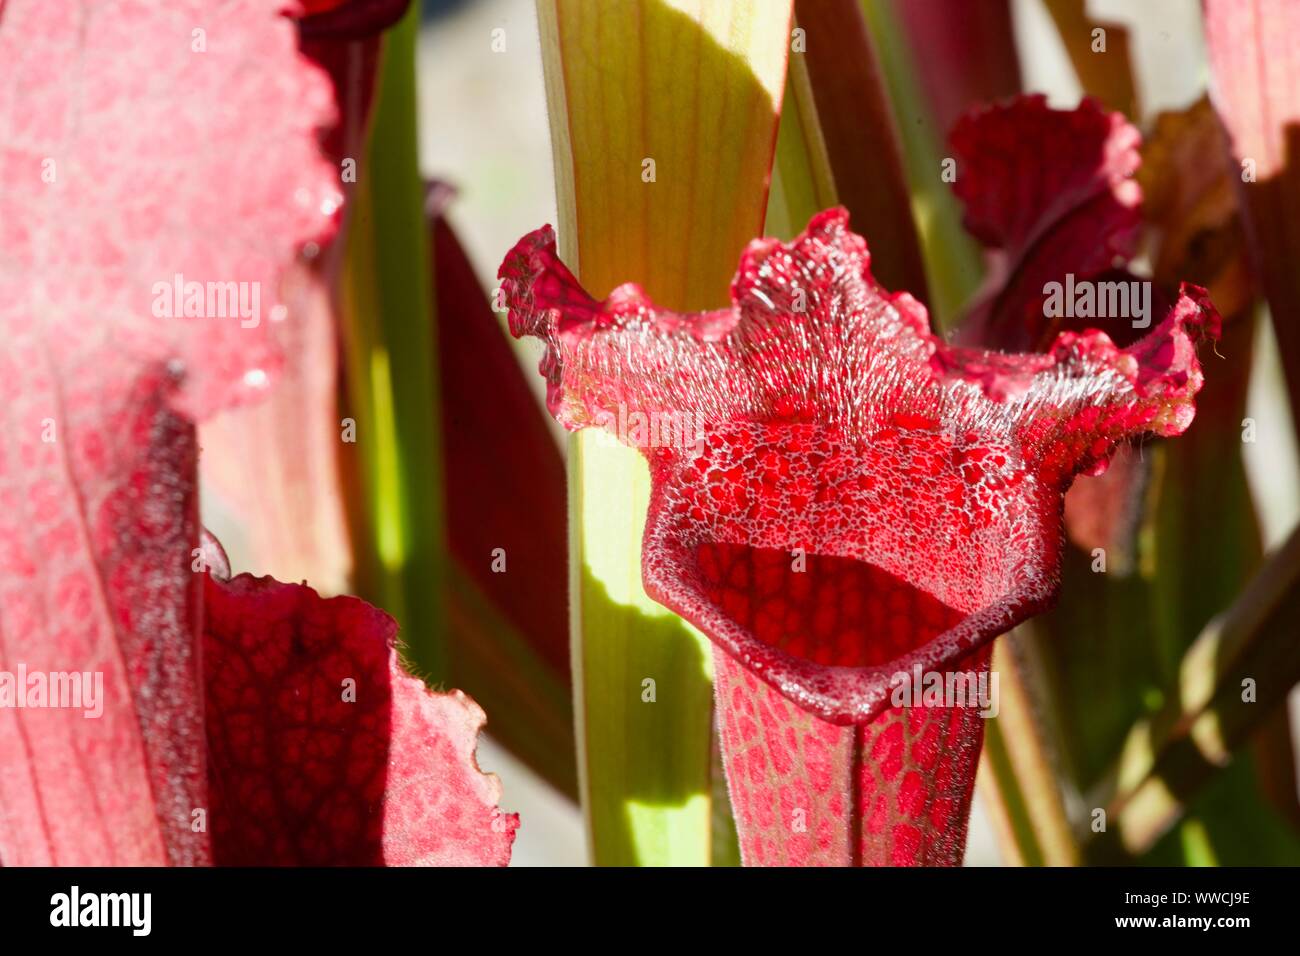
[204,570,517,866]
[949,96,1195,564]
[951,95,1143,351]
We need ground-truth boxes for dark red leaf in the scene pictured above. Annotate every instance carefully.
[431,186,576,797]
[951,95,1143,351]
[297,0,412,40]
[793,0,928,300]
[949,96,1157,562]
[432,188,569,678]
[204,569,517,865]
[895,0,1021,136]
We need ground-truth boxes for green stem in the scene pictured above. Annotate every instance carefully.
[341,7,446,679]
[569,435,715,864]
[535,0,793,864]
[859,0,983,327]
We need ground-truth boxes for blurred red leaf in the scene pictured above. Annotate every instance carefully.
[200,23,384,594]
[0,0,337,865]
[1204,0,1300,435]
[894,0,1021,136]
[1139,97,1251,317]
[951,95,1143,351]
[1059,444,1147,570]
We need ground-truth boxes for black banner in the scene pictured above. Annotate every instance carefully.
[0,865,1282,943]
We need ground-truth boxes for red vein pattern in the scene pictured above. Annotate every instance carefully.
[715,647,988,866]
[205,572,518,866]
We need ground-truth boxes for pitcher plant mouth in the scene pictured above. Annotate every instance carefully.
[500,207,1220,725]
[639,421,1060,725]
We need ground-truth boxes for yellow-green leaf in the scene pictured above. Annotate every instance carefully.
[536,0,793,865]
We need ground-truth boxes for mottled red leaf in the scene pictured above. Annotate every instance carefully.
[204,566,517,866]
[951,95,1142,351]
[500,207,1218,864]
[0,0,338,864]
